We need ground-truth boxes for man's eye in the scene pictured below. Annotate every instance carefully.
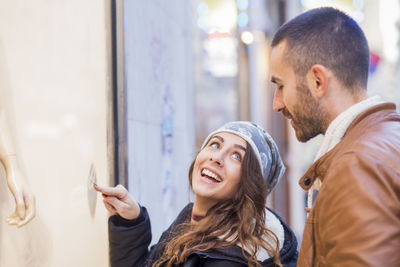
[277,85,283,90]
[210,142,219,149]
[232,152,242,162]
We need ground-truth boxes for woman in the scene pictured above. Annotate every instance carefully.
[95,121,298,267]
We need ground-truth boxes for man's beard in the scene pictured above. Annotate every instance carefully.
[283,82,327,142]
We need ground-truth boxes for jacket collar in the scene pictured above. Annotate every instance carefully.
[299,102,397,191]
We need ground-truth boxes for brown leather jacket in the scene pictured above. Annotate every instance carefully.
[297,103,400,267]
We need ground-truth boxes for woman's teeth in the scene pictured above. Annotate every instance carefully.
[201,169,222,182]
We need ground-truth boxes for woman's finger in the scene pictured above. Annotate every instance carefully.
[94,183,127,199]
[103,199,117,215]
[103,195,124,212]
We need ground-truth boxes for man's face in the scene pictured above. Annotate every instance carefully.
[270,41,325,142]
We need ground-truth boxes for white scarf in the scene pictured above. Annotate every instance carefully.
[307,95,386,210]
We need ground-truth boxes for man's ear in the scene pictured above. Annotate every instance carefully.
[307,64,328,99]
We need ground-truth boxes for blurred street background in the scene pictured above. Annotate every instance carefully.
[121,0,400,248]
[0,0,399,266]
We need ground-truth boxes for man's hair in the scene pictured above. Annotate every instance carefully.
[272,7,370,91]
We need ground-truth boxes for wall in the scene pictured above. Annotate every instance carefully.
[0,0,111,266]
[123,0,196,243]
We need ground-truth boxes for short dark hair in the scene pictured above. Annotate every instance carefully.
[272,7,370,91]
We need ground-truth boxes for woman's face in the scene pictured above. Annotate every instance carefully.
[192,132,247,207]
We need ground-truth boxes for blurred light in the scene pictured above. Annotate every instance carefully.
[301,0,362,24]
[208,27,217,34]
[241,31,254,45]
[197,2,209,16]
[380,0,400,62]
[369,51,380,73]
[236,0,248,10]
[203,37,238,77]
[197,17,206,29]
[237,12,249,28]
[302,0,350,11]
[208,29,232,39]
[198,1,238,32]
[352,10,364,23]
[353,0,364,10]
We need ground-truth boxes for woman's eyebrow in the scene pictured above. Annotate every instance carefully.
[235,144,246,152]
[211,135,246,152]
[211,135,224,142]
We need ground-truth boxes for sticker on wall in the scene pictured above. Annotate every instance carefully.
[87,163,97,219]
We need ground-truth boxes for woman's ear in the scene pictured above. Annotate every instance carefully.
[307,64,328,99]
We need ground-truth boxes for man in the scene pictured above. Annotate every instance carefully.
[270,7,400,266]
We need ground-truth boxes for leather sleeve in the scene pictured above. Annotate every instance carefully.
[316,152,400,266]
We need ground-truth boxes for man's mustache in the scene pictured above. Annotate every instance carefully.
[282,108,292,119]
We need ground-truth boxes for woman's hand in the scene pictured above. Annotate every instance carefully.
[94,183,140,220]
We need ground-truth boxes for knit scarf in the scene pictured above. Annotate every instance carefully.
[307,95,386,210]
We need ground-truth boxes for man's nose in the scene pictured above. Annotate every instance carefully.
[273,91,285,112]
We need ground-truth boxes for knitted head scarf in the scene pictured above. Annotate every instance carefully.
[201,121,285,194]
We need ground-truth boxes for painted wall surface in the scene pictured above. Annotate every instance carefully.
[124,0,196,243]
[0,1,111,266]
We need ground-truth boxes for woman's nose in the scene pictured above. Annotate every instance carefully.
[209,151,224,166]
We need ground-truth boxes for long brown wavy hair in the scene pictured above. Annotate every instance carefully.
[153,143,282,267]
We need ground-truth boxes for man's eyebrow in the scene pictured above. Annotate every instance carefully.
[270,76,282,83]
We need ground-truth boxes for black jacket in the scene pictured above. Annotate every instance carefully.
[109,203,298,267]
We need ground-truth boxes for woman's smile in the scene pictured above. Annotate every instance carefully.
[200,168,222,183]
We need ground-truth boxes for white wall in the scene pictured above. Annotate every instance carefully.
[0,1,111,266]
[123,0,195,243]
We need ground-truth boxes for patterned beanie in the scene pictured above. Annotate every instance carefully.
[201,121,285,194]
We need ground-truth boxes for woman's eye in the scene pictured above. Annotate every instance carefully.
[210,142,219,149]
[232,152,242,162]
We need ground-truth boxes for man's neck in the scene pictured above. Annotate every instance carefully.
[323,89,368,133]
